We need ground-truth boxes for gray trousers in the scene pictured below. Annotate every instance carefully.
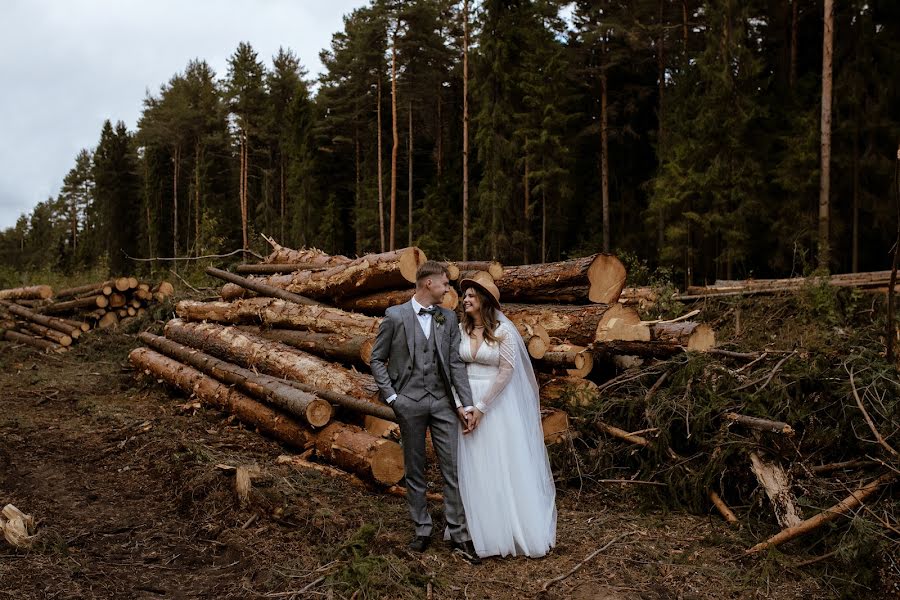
[392,393,470,543]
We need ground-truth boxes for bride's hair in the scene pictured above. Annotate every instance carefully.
[461,287,501,345]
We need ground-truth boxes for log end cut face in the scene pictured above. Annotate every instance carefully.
[588,254,627,304]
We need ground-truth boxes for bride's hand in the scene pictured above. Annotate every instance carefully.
[470,408,484,430]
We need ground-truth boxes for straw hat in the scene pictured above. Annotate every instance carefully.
[459,270,501,309]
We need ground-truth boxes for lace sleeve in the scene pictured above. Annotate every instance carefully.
[474,323,517,413]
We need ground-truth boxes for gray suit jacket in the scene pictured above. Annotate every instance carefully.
[370,300,474,408]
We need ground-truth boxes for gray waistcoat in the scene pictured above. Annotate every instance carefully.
[404,317,446,402]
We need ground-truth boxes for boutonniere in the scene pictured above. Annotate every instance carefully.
[433,311,446,326]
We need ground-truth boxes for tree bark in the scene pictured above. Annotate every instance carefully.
[535,343,593,378]
[0,286,53,301]
[455,261,504,280]
[163,320,382,405]
[0,301,80,338]
[462,0,470,261]
[240,327,374,367]
[129,347,315,449]
[220,248,426,301]
[818,0,833,270]
[262,241,352,267]
[176,298,382,337]
[377,78,386,253]
[315,421,404,486]
[390,33,399,251]
[749,451,803,529]
[408,100,413,248]
[502,302,625,347]
[1,328,65,353]
[495,254,626,304]
[235,263,327,275]
[18,321,72,346]
[41,295,108,314]
[335,287,457,316]
[138,332,332,427]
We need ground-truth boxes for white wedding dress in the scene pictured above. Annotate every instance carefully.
[455,316,557,558]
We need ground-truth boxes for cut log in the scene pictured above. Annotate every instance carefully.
[650,322,715,351]
[42,295,108,314]
[176,298,382,337]
[455,261,504,280]
[163,320,382,406]
[138,282,151,292]
[56,281,114,299]
[440,262,461,280]
[749,452,803,529]
[208,266,325,307]
[0,285,53,301]
[114,277,131,292]
[503,303,623,347]
[19,322,72,346]
[746,473,896,554]
[314,421,404,485]
[1,328,65,352]
[538,375,600,407]
[127,277,139,289]
[0,301,81,338]
[725,413,794,436]
[134,289,153,301]
[496,254,625,304]
[108,293,127,308]
[152,281,175,301]
[535,343,593,378]
[594,304,649,342]
[261,240,353,267]
[129,347,315,449]
[117,309,128,318]
[281,380,396,422]
[223,247,427,301]
[241,327,374,367]
[97,312,119,329]
[235,263,328,275]
[336,287,458,315]
[59,318,91,332]
[618,286,658,308]
[127,307,137,317]
[541,408,571,444]
[138,332,333,427]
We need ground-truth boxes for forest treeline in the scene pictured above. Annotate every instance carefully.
[1,0,898,286]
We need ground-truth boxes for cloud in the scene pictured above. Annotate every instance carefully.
[0,0,366,229]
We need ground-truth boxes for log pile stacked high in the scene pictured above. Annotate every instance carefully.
[130,240,718,491]
[0,279,173,353]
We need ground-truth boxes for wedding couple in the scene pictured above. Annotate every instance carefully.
[370,261,557,564]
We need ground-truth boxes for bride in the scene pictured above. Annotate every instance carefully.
[452,272,557,559]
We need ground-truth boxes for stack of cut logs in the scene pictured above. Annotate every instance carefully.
[130,239,717,490]
[0,278,173,353]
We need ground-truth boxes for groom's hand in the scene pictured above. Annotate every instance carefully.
[456,407,470,431]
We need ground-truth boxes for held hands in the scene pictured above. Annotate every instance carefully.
[457,407,484,434]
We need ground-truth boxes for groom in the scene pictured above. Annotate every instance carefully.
[369,260,481,564]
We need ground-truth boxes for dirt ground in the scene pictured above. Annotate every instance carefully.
[0,330,891,599]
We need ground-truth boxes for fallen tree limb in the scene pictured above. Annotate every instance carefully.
[540,531,641,593]
[746,472,896,554]
[708,490,739,525]
[207,266,324,307]
[725,413,795,436]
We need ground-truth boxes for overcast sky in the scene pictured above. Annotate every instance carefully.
[0,0,367,230]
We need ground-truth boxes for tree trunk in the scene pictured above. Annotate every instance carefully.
[175,299,382,338]
[280,154,285,245]
[56,281,113,299]
[18,322,72,347]
[852,119,860,273]
[41,295,109,314]
[173,143,180,271]
[164,320,382,404]
[523,148,530,263]
[240,327,374,367]
[315,421,404,485]
[495,254,626,304]
[542,188,547,263]
[408,100,413,248]
[818,0,833,270]
[455,261,504,280]
[336,287,458,316]
[390,36,399,252]
[377,78,386,253]
[129,347,315,449]
[462,0,470,261]
[0,285,53,300]
[436,82,443,178]
[0,301,80,338]
[541,408,571,444]
[535,343,593,378]
[790,0,799,90]
[220,248,426,301]
[138,332,332,427]
[235,263,327,275]
[355,127,362,254]
[601,65,610,253]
